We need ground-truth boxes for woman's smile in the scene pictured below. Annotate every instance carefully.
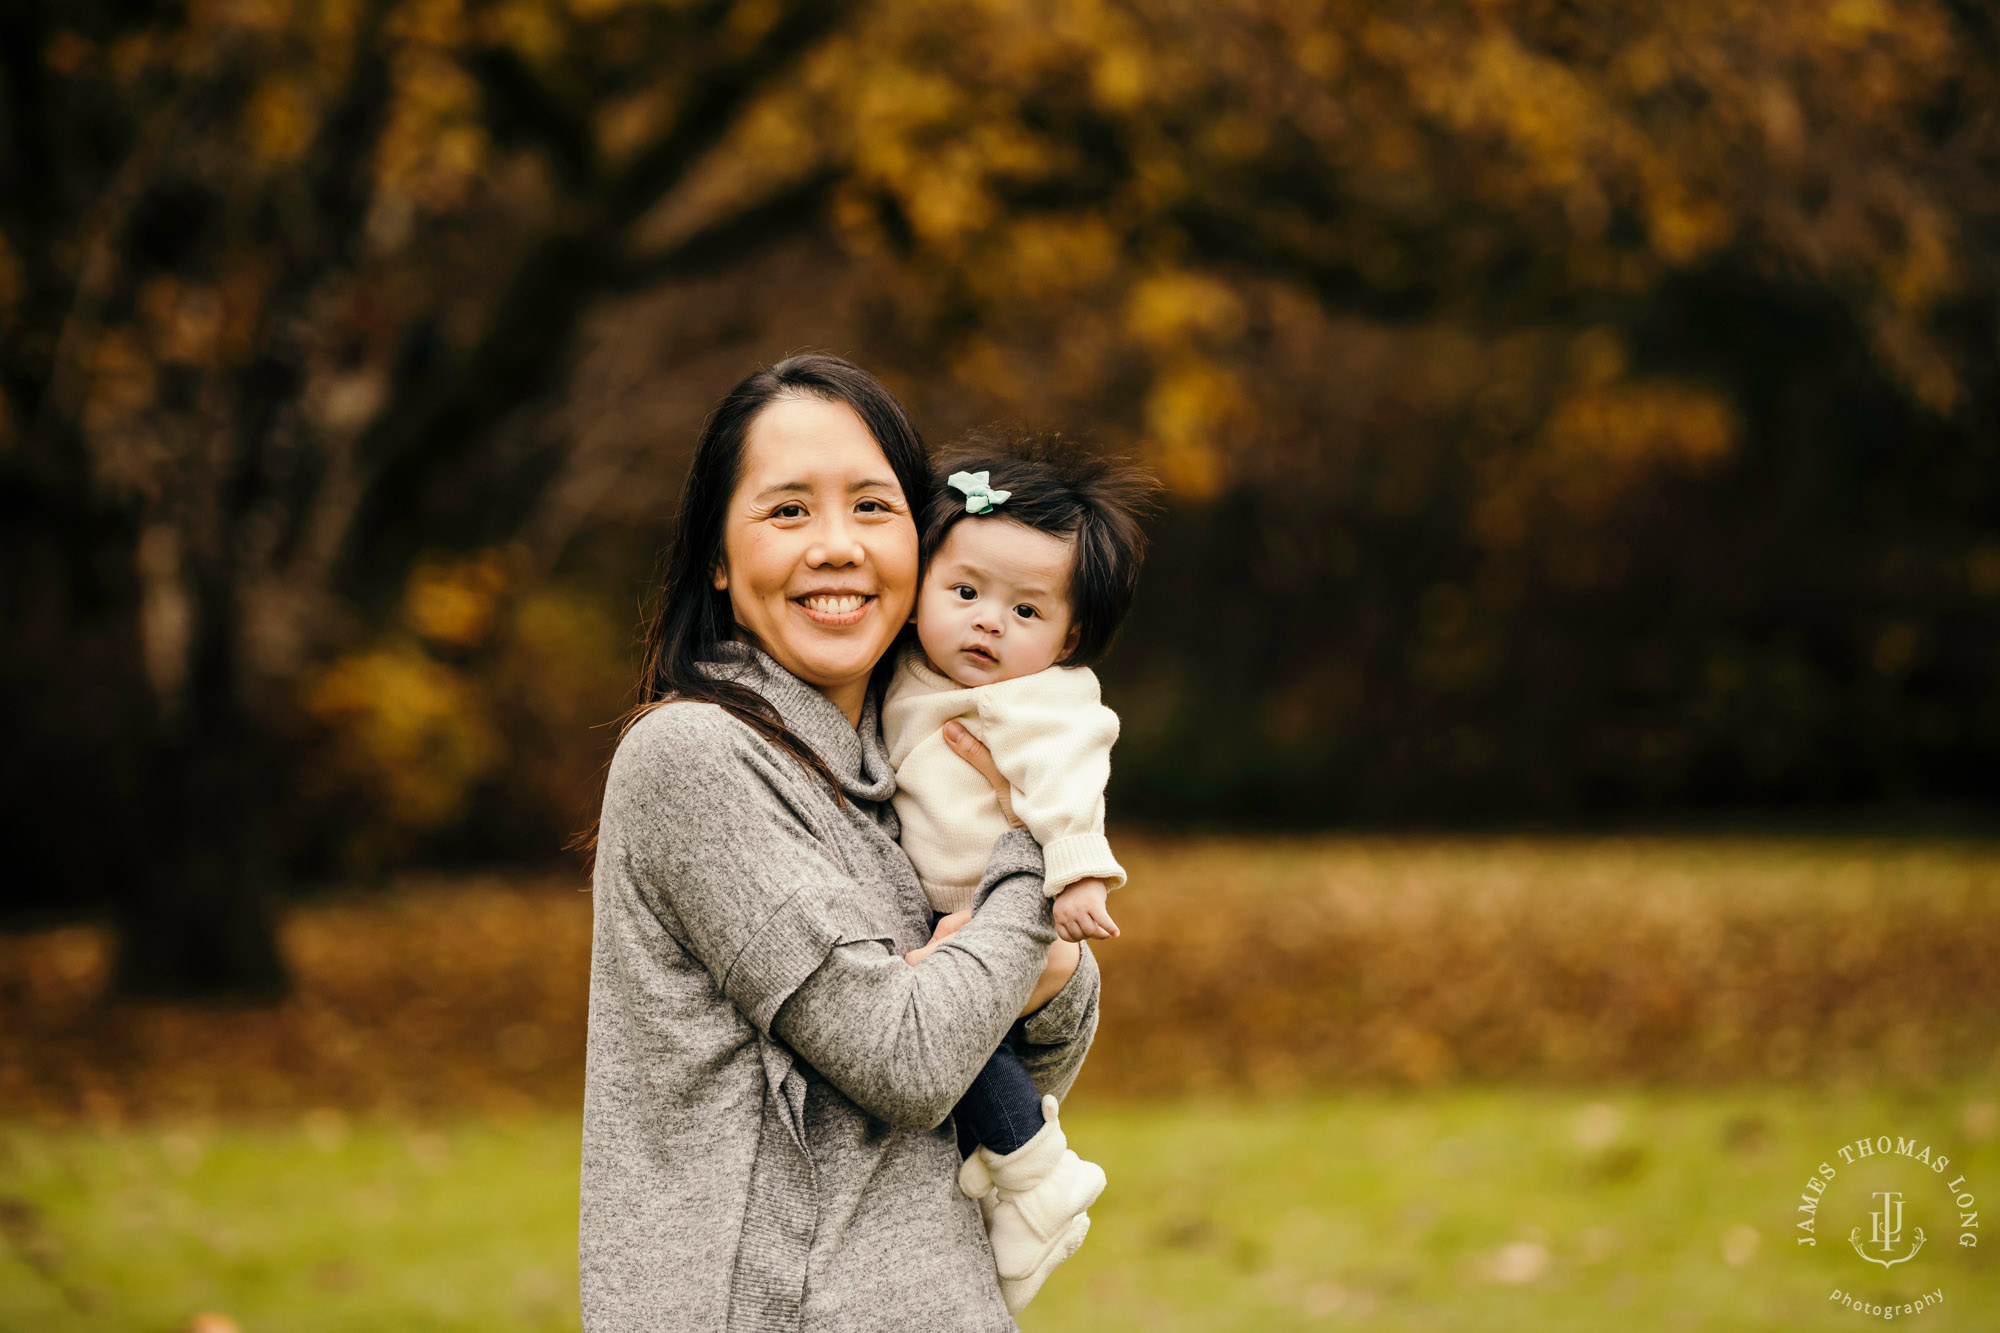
[793,591,878,625]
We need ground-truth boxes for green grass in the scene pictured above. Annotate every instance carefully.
[3,1083,1997,1332]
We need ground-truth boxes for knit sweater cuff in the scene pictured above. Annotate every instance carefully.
[726,885,847,1038]
[1021,940,1097,1048]
[1042,833,1126,896]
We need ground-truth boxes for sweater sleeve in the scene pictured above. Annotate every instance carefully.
[605,704,1074,1130]
[772,829,1093,1128]
[976,666,1127,895]
[1014,939,1100,1101]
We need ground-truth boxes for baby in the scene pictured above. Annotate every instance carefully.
[883,435,1155,1314]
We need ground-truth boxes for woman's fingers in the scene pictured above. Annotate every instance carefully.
[941,720,1001,781]
[932,909,972,943]
[942,720,1022,828]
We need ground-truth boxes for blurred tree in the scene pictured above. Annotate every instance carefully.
[0,0,844,996]
[789,0,2000,819]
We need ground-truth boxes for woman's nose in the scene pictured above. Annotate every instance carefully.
[805,516,864,567]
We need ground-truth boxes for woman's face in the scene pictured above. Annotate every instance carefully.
[714,394,920,722]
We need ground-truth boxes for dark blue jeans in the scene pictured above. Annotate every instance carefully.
[934,912,1047,1157]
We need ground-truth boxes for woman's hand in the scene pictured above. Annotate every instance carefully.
[903,909,971,966]
[942,720,1023,829]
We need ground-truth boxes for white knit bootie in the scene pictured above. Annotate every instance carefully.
[957,1094,1106,1314]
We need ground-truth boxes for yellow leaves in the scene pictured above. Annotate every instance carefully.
[1125,267,1250,474]
[1295,30,1345,82]
[303,550,515,840]
[404,550,515,649]
[1091,45,1149,111]
[725,0,784,50]
[245,77,315,165]
[1455,30,1603,187]
[1884,206,1957,313]
[1754,81,1805,167]
[374,2,489,208]
[1144,358,1244,499]
[482,0,564,61]
[1125,271,1243,353]
[377,48,489,209]
[299,562,628,860]
[303,647,502,833]
[985,215,1122,305]
[1471,345,1739,552]
[1826,0,1893,45]
[1614,35,1672,96]
[1642,179,1732,266]
[1544,378,1735,475]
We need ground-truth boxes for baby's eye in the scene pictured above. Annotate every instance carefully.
[1014,605,1039,620]
[953,585,977,601]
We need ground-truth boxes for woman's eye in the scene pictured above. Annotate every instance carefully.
[856,498,885,514]
[775,503,806,519]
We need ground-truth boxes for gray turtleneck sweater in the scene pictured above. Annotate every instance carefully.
[580,643,1101,1333]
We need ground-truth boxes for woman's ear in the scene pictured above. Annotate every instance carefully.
[711,563,728,592]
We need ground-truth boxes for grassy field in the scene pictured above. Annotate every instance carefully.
[4,1081,1997,1332]
[4,835,1999,1329]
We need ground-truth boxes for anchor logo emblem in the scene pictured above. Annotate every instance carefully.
[1849,1191,1926,1269]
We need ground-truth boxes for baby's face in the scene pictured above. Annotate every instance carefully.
[916,517,1080,687]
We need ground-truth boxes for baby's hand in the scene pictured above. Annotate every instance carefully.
[903,909,971,965]
[1052,877,1118,943]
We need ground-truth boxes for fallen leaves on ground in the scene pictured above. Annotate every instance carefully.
[4,837,1998,1124]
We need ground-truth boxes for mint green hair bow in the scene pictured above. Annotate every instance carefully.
[947,470,1012,515]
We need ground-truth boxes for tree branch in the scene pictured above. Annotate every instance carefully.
[612,166,840,289]
[602,0,846,227]
[467,44,598,195]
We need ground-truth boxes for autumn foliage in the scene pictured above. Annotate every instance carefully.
[4,1,1999,991]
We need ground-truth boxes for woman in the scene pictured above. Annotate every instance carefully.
[580,355,1099,1332]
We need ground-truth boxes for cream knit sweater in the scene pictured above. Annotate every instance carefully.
[882,648,1127,915]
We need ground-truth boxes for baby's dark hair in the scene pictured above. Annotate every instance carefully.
[921,432,1161,667]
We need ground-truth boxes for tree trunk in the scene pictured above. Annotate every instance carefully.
[112,560,288,1001]
[112,737,289,1001]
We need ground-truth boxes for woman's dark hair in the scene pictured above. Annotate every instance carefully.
[921,432,1160,667]
[622,354,930,806]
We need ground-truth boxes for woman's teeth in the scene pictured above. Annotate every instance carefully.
[800,594,869,614]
